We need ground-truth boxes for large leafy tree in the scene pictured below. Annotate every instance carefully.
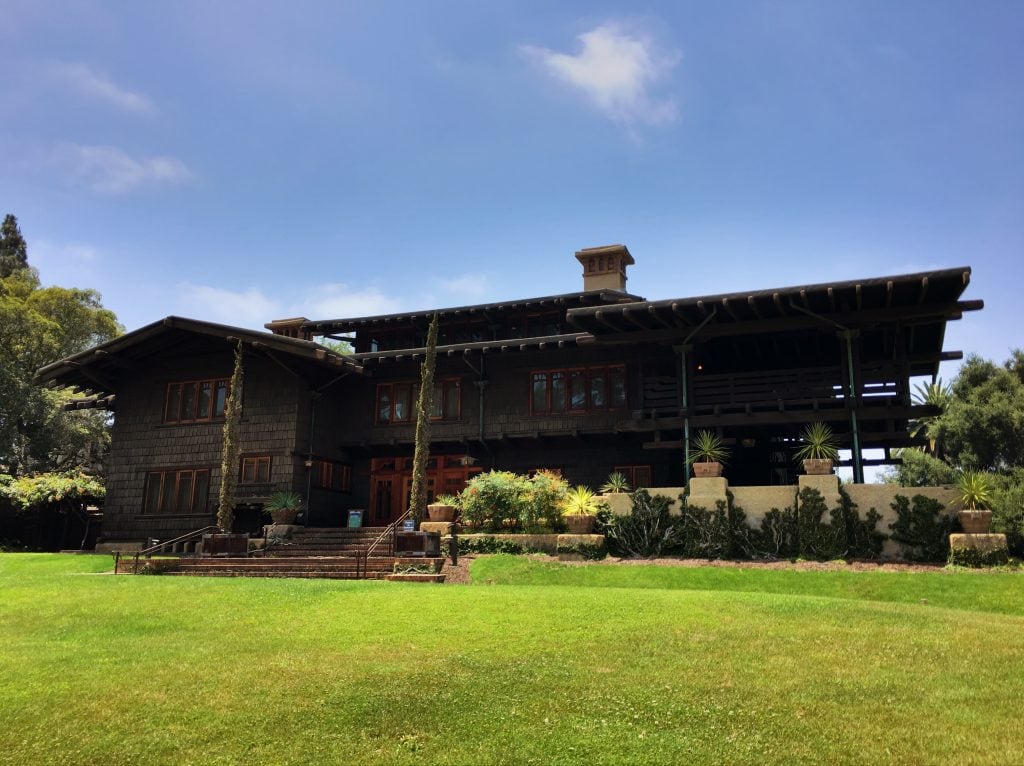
[934,351,1024,472]
[0,217,122,475]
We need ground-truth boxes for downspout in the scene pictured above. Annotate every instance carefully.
[676,307,718,491]
[787,301,864,483]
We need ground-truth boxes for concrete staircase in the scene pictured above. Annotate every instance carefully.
[266,526,389,557]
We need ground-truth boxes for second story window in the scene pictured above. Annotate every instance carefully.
[376,378,461,424]
[240,456,271,484]
[164,378,229,424]
[531,365,627,415]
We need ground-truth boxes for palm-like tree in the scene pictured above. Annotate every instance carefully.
[910,379,952,457]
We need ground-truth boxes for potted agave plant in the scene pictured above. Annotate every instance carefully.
[688,430,728,478]
[599,472,631,494]
[562,485,602,534]
[264,490,303,525]
[427,493,459,523]
[956,471,994,534]
[794,421,840,475]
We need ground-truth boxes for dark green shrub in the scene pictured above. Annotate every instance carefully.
[992,482,1024,558]
[888,494,955,562]
[676,497,753,559]
[751,489,883,561]
[454,536,527,555]
[753,507,799,559]
[948,546,1009,567]
[556,541,608,559]
[601,490,676,558]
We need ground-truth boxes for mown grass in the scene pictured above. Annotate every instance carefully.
[471,555,1024,616]
[1,553,1022,765]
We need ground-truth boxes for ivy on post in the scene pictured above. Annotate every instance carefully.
[217,340,244,532]
[408,313,439,523]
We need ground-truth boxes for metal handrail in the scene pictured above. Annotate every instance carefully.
[117,525,222,574]
[357,510,412,579]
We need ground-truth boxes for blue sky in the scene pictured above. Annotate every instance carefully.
[3,1,1021,374]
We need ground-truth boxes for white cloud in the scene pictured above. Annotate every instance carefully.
[297,283,404,319]
[51,143,193,194]
[48,61,155,115]
[522,23,680,128]
[174,282,405,331]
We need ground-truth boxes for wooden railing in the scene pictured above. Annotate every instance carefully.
[115,525,222,575]
[356,510,412,579]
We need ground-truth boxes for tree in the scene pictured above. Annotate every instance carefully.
[217,342,245,531]
[909,378,952,457]
[0,214,28,278]
[934,352,1024,472]
[0,231,121,475]
[408,314,438,522]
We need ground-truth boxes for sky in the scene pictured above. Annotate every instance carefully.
[2,1,1022,379]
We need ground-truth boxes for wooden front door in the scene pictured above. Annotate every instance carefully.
[369,456,480,525]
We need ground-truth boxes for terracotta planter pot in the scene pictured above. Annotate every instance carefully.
[426,503,457,523]
[802,458,834,476]
[565,514,596,534]
[270,508,299,525]
[692,461,724,478]
[958,509,993,534]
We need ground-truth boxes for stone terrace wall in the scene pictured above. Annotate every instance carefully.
[603,478,961,559]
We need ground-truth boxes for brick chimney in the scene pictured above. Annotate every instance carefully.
[264,317,313,341]
[575,244,635,292]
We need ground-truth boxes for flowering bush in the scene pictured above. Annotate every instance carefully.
[459,470,569,532]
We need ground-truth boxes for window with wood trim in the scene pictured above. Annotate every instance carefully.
[164,378,230,423]
[239,456,271,484]
[312,459,352,493]
[143,468,211,515]
[614,465,652,490]
[375,378,461,424]
[530,365,626,415]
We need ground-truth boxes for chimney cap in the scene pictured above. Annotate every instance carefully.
[575,244,635,266]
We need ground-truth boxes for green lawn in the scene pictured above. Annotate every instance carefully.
[1,554,1022,765]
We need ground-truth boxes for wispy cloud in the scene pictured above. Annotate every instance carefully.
[50,143,193,194]
[522,23,680,129]
[48,61,155,115]
[178,284,279,329]
[430,272,492,303]
[175,282,404,330]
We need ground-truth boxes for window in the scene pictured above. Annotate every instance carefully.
[240,456,271,484]
[614,465,652,489]
[164,378,230,423]
[312,459,352,493]
[143,468,210,514]
[530,365,626,415]
[376,378,461,424]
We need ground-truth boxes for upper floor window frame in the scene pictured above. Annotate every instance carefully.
[530,364,627,416]
[375,377,462,425]
[163,377,230,424]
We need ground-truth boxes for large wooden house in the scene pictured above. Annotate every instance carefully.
[35,245,980,545]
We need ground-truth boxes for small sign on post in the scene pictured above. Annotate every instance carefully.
[402,518,416,532]
[347,510,364,528]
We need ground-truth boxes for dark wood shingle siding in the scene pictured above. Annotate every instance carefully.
[102,354,305,542]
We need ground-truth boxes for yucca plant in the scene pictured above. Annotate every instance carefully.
[599,472,631,494]
[957,471,993,511]
[793,421,840,462]
[264,491,303,513]
[687,430,729,464]
[562,485,601,516]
